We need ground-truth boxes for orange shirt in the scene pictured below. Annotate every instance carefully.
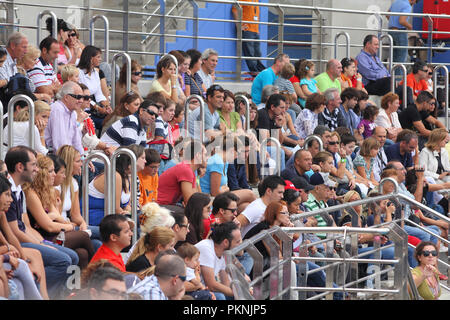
[402,73,428,98]
[138,171,158,206]
[232,0,260,33]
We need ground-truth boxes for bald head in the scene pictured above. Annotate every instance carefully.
[294,149,312,173]
[372,126,387,147]
[326,59,342,79]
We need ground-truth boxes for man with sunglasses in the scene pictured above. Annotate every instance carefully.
[44,81,84,154]
[100,99,159,148]
[128,253,186,300]
[398,91,445,149]
[401,60,430,103]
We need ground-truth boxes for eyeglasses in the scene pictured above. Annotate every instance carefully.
[132,71,142,76]
[98,289,129,300]
[143,108,158,117]
[68,32,77,38]
[421,250,437,257]
[179,223,190,229]
[68,94,84,100]
[328,141,339,145]
[428,101,436,105]
[225,207,238,213]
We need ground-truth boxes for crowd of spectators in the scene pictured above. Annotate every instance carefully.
[0,16,448,301]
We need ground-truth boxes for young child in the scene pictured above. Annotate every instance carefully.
[138,148,160,206]
[298,60,321,108]
[176,243,215,300]
[357,104,379,139]
[60,64,80,83]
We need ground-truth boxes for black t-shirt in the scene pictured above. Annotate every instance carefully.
[398,104,422,131]
[420,110,434,131]
[243,221,271,259]
[256,108,280,140]
[125,254,152,273]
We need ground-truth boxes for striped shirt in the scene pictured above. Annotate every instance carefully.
[100,113,147,148]
[0,50,17,81]
[27,57,56,88]
[154,116,168,139]
[304,192,328,239]
[127,274,167,300]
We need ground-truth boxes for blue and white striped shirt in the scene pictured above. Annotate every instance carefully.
[128,274,168,300]
[100,113,147,148]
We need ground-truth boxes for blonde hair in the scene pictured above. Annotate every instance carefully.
[16,45,40,67]
[359,137,380,157]
[60,64,79,82]
[15,100,51,122]
[280,62,295,79]
[126,226,175,267]
[425,128,448,151]
[139,202,175,235]
[56,145,80,207]
[22,154,56,210]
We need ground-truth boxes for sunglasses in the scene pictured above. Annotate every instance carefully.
[68,94,84,100]
[428,72,433,75]
[132,71,142,76]
[225,207,238,213]
[328,141,339,145]
[68,32,77,38]
[143,108,158,117]
[421,250,437,257]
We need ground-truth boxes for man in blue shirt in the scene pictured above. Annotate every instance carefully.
[355,35,391,96]
[384,129,418,171]
[338,87,360,135]
[388,0,417,63]
[251,53,290,105]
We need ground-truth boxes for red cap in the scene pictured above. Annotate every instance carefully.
[284,180,300,191]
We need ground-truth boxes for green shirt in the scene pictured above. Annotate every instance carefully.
[218,110,241,132]
[411,267,441,300]
[314,72,342,93]
[304,193,328,239]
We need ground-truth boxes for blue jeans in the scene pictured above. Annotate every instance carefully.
[404,224,441,244]
[267,146,286,172]
[242,30,266,73]
[389,30,409,64]
[21,242,79,299]
[237,251,254,276]
[297,262,343,300]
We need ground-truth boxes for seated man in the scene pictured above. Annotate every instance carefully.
[227,136,251,191]
[89,214,133,272]
[85,265,128,300]
[157,139,206,206]
[27,36,60,98]
[138,148,160,206]
[251,53,289,105]
[318,88,346,132]
[385,129,418,171]
[338,87,361,135]
[314,59,342,93]
[401,60,430,103]
[356,35,391,96]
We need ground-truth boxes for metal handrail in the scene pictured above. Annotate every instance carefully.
[334,31,350,60]
[184,94,205,143]
[36,10,57,73]
[7,94,35,152]
[110,147,138,243]
[235,94,250,131]
[304,135,324,151]
[89,15,110,64]
[433,65,449,130]
[81,151,112,225]
[379,33,394,73]
[260,137,282,176]
[110,52,131,109]
[391,64,408,111]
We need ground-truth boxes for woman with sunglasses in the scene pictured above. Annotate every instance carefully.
[115,59,142,106]
[412,241,441,300]
[64,28,85,66]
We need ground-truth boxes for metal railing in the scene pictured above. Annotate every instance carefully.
[235,94,250,131]
[6,94,35,153]
[184,94,206,143]
[36,10,57,73]
[89,15,110,64]
[260,137,282,177]
[81,151,112,226]
[224,177,450,299]
[391,64,407,111]
[304,134,324,152]
[110,52,131,109]
[433,65,449,130]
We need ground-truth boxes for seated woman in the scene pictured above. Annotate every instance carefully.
[3,100,50,156]
[115,59,143,104]
[125,226,175,274]
[179,192,212,246]
[78,45,112,131]
[411,241,441,300]
[55,146,102,250]
[218,90,242,133]
[339,57,367,93]
[353,137,380,189]
[22,154,94,269]
[64,26,85,66]
[183,49,206,97]
[149,55,179,104]
[101,91,142,136]
[85,145,146,226]
[294,93,326,140]
[375,92,402,143]
[199,135,256,213]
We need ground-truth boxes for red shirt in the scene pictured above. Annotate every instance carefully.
[289,75,300,84]
[402,73,428,98]
[202,215,217,239]
[89,244,126,272]
[157,162,196,205]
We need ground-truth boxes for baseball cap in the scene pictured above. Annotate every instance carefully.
[284,180,299,191]
[309,172,336,188]
[290,177,314,192]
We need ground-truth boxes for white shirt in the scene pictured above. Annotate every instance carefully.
[78,68,107,103]
[3,121,48,159]
[240,198,267,238]
[374,108,402,129]
[195,239,226,284]
[198,68,214,89]
[54,178,78,221]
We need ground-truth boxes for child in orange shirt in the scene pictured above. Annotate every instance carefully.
[138,148,161,206]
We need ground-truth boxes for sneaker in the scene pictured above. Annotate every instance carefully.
[439,273,448,281]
